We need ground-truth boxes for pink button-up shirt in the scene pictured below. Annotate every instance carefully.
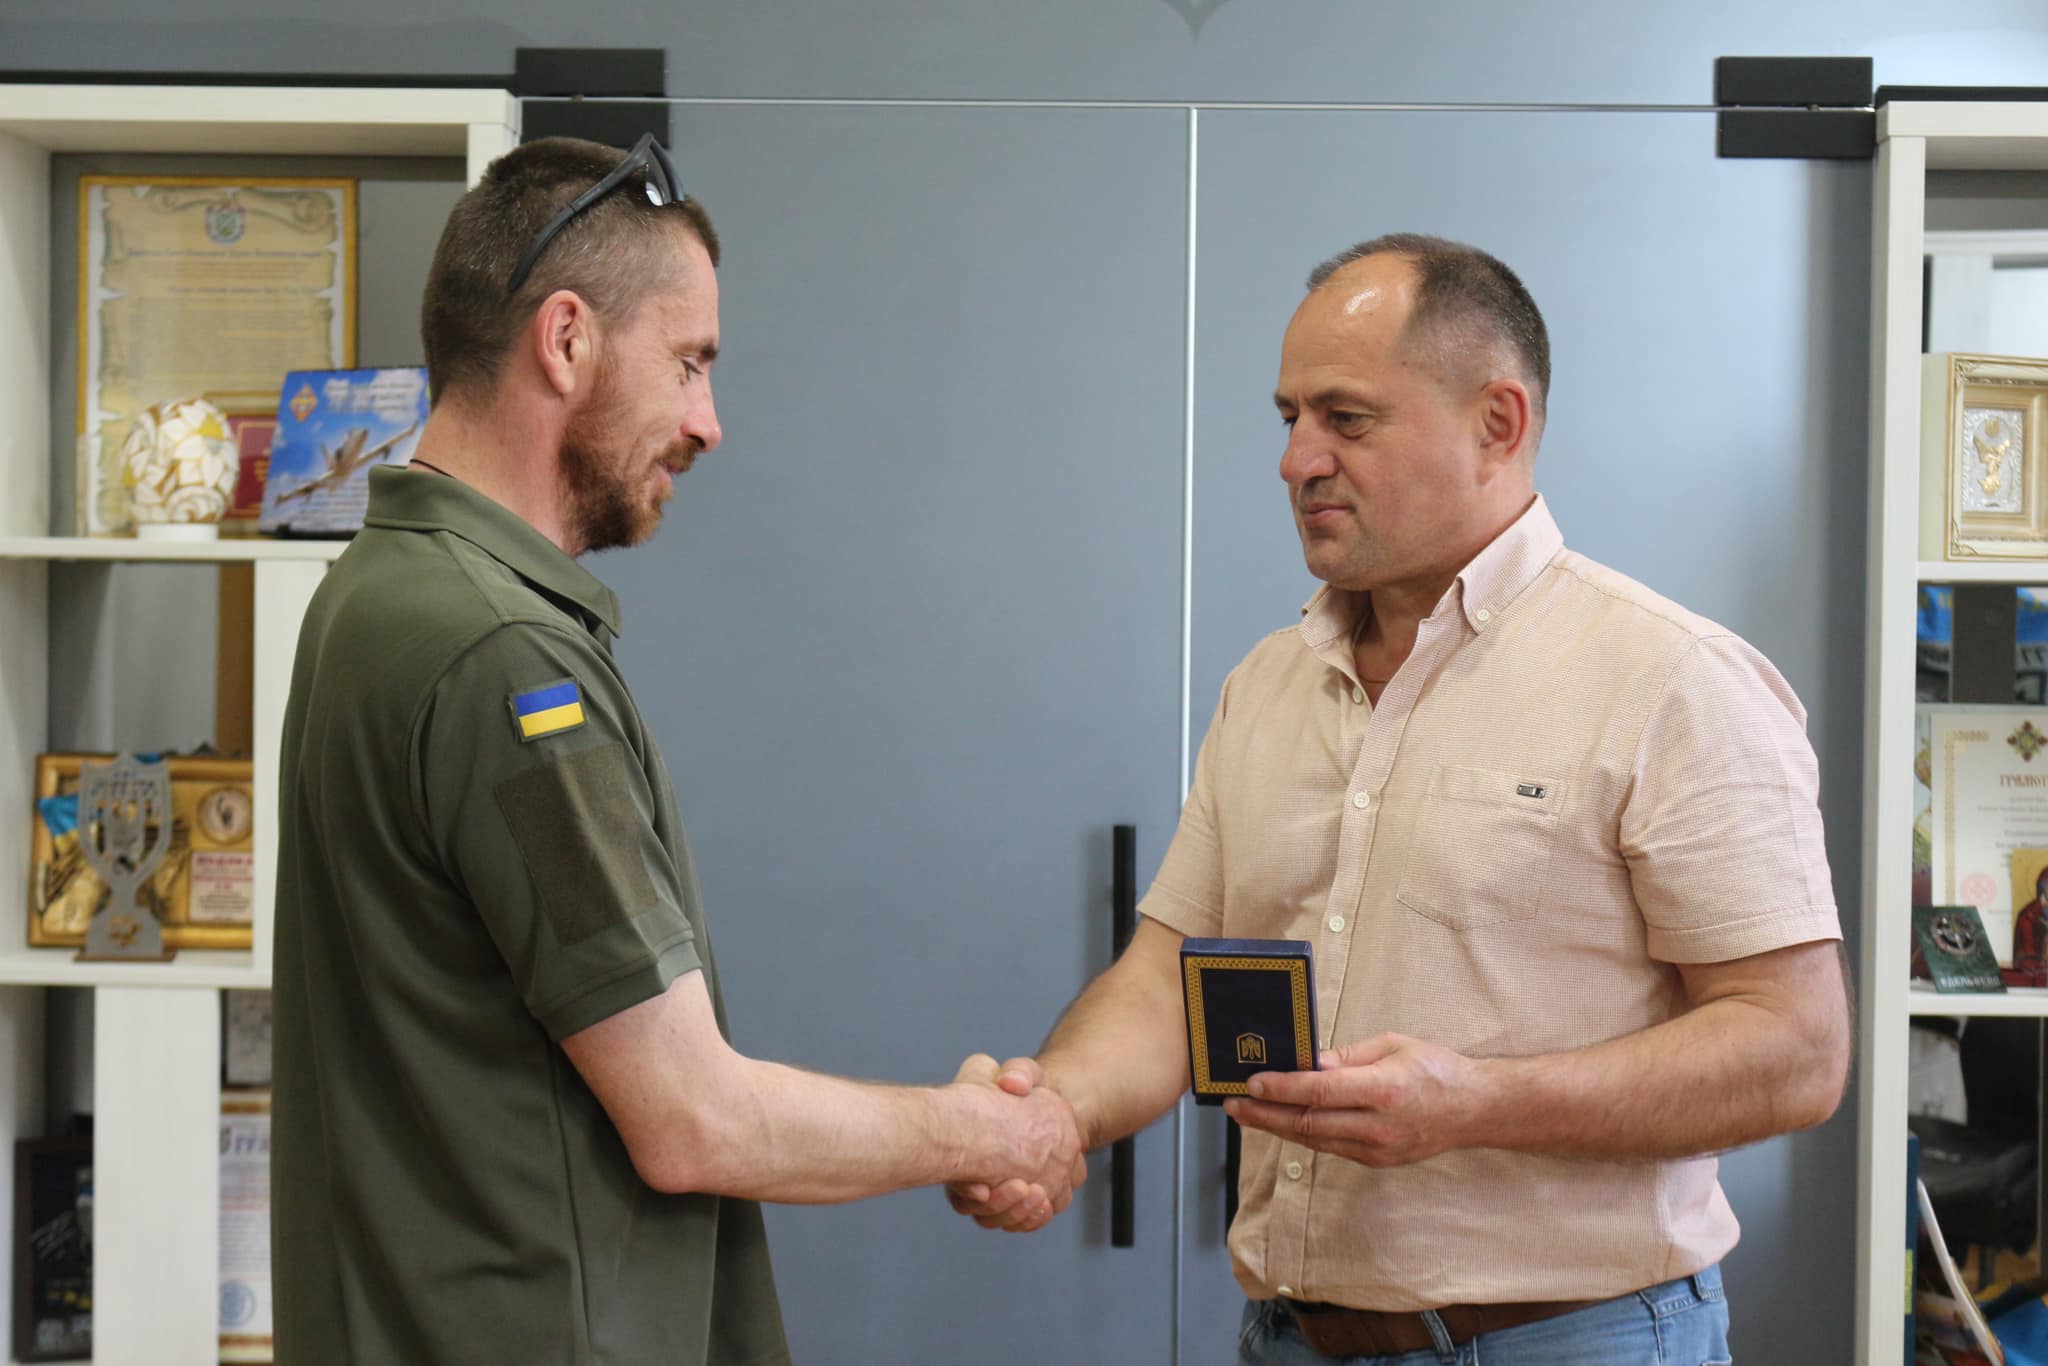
[1141,495,1841,1310]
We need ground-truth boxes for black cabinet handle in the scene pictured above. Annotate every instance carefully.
[1111,824,1136,1248]
[1225,1114,1241,1228]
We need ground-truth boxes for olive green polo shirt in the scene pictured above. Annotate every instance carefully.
[272,465,787,1366]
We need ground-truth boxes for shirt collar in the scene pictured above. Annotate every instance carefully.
[1447,493,1564,632]
[1297,493,1564,647]
[363,465,623,637]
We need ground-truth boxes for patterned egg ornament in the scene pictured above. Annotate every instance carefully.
[120,396,240,539]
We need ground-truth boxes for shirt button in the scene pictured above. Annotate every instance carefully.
[1277,1285,1295,1297]
[1351,792,1370,810]
[1327,915,1346,933]
[1286,1160,1304,1180]
[1350,686,1365,704]
[1476,608,1493,624]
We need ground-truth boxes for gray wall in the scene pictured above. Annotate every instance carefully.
[13,4,2048,1363]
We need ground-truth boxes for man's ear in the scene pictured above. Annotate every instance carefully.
[531,289,597,399]
[1475,377,1534,474]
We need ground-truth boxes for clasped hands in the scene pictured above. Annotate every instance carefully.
[943,1054,1084,1234]
[943,1033,1486,1234]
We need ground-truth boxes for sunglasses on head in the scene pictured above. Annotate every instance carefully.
[506,133,684,295]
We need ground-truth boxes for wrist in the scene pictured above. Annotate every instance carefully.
[1466,1052,1562,1154]
[935,1081,1014,1182]
[1462,1055,1517,1151]
[1034,1059,1100,1150]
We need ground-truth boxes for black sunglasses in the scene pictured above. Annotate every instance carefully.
[506,133,684,294]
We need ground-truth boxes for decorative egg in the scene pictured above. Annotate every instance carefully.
[120,396,239,539]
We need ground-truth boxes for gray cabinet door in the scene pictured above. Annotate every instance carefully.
[1183,109,1867,1364]
[604,105,1190,1366]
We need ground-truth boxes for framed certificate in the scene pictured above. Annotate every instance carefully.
[75,176,356,535]
[219,1092,271,1363]
[1925,705,2048,966]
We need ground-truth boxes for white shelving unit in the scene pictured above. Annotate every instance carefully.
[0,82,515,1365]
[1858,99,2048,1365]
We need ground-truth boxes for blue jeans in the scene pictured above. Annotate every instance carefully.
[1236,1265,1732,1365]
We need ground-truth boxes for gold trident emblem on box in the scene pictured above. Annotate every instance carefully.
[1236,1033,1267,1065]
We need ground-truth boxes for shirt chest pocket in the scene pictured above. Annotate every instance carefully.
[1394,765,1567,931]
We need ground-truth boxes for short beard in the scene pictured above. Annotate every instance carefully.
[559,354,659,555]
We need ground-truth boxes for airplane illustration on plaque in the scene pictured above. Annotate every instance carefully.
[271,423,420,506]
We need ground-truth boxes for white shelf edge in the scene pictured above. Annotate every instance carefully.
[0,82,513,123]
[0,83,517,158]
[0,535,345,563]
[1917,560,2048,585]
[1879,102,2048,165]
[0,949,266,990]
[1907,985,2048,1018]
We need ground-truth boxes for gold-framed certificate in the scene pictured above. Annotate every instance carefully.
[219,1090,272,1362]
[1926,705,2048,967]
[76,175,357,535]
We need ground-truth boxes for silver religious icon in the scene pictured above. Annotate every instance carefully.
[1927,353,2048,560]
[74,755,177,962]
[1961,406,2026,515]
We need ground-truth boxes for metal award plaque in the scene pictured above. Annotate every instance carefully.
[75,755,177,962]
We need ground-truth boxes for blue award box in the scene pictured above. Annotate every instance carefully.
[1181,938,1318,1105]
[258,367,430,535]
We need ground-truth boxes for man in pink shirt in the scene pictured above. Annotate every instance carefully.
[950,234,1852,1364]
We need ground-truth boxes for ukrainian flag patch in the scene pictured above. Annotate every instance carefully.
[508,679,587,743]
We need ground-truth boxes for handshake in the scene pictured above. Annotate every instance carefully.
[940,1053,1088,1235]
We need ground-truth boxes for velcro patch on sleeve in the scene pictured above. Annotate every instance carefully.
[508,678,587,743]
[494,742,658,946]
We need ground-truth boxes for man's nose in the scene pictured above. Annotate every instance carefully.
[1279,425,1335,489]
[689,386,722,454]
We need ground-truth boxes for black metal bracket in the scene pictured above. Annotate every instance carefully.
[1224,1113,1240,1227]
[1714,56,1874,161]
[515,47,670,148]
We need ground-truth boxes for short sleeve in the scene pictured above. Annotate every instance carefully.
[1140,669,1233,938]
[1619,635,1842,963]
[417,622,701,1039]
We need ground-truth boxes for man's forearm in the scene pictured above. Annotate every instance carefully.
[567,971,1073,1205]
[1469,967,1849,1161]
[1034,918,1190,1150]
[671,1058,1049,1204]
[1232,940,1852,1168]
